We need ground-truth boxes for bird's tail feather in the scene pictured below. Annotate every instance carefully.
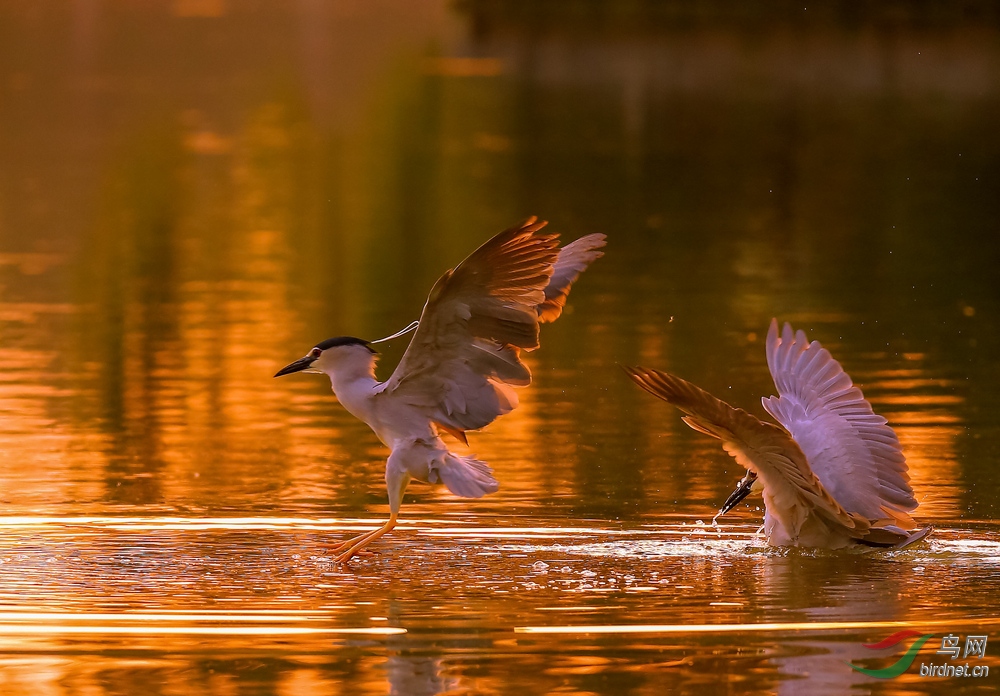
[432,452,499,498]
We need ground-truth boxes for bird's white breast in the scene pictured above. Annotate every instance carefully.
[331,376,434,448]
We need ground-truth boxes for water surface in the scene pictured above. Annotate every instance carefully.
[1,2,999,694]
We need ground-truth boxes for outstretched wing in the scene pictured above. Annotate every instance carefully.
[624,366,873,544]
[380,218,601,434]
[762,319,917,525]
[537,233,606,322]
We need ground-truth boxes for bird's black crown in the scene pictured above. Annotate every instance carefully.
[315,336,376,353]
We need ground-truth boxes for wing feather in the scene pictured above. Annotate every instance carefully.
[537,233,607,323]
[762,319,917,523]
[380,218,601,433]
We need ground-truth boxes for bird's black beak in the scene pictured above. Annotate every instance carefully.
[716,470,758,518]
[274,355,316,378]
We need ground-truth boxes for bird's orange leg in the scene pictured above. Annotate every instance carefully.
[330,458,408,562]
[335,512,398,563]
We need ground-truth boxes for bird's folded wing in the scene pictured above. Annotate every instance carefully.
[624,366,872,541]
[379,218,560,432]
[762,319,917,525]
[537,233,606,323]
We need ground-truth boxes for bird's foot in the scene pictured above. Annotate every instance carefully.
[331,547,376,563]
[334,546,371,563]
[328,513,398,563]
[325,530,377,554]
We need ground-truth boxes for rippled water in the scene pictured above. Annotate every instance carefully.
[1,2,999,694]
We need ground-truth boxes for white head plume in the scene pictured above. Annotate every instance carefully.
[370,320,419,345]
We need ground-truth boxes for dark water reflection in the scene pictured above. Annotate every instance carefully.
[1,1,999,694]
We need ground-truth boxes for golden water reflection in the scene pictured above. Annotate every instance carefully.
[0,517,996,694]
[1,1,999,694]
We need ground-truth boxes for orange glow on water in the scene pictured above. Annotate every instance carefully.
[0,2,997,694]
[515,617,1000,635]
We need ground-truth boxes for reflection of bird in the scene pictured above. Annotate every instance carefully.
[275,218,605,561]
[625,319,931,549]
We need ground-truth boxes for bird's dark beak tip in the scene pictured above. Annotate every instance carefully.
[274,356,315,378]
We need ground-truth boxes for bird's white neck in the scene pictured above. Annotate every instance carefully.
[322,351,381,424]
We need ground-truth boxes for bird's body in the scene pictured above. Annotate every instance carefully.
[626,320,930,549]
[276,219,605,561]
[323,348,498,503]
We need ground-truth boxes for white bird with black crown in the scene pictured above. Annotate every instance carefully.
[275,218,605,561]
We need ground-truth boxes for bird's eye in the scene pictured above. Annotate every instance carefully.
[309,348,322,359]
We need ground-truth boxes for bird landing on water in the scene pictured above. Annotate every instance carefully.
[625,319,931,550]
[275,218,605,562]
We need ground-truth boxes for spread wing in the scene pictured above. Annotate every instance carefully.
[379,218,601,434]
[624,366,873,543]
[537,233,606,322]
[762,319,917,525]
